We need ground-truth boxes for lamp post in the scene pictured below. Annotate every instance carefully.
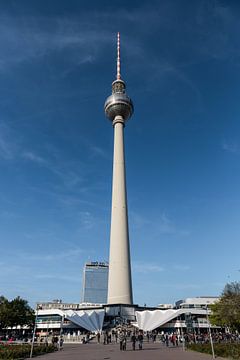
[180,312,185,351]
[58,314,64,350]
[30,304,41,358]
[205,305,215,359]
[185,312,193,348]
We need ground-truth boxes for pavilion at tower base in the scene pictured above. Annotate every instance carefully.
[35,297,220,335]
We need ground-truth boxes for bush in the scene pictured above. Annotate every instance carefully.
[188,343,240,359]
[0,343,56,359]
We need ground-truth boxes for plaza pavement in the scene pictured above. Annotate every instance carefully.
[29,341,221,360]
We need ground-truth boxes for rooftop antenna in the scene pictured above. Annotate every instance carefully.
[117,32,121,80]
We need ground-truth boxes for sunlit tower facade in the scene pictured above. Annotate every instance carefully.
[104,33,134,304]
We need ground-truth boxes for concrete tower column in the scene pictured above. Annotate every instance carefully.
[104,33,134,305]
[108,116,133,304]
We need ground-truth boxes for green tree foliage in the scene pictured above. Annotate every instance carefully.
[0,295,35,330]
[0,296,9,329]
[210,282,240,332]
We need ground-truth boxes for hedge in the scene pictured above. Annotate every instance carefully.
[0,343,56,359]
[188,343,240,359]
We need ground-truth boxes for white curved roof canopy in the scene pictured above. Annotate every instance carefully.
[136,308,209,331]
[38,309,105,332]
[65,310,105,332]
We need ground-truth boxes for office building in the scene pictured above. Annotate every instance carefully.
[82,262,108,304]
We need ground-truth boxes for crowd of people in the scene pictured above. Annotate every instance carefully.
[93,328,240,351]
[2,328,240,352]
[183,332,240,344]
[96,328,144,351]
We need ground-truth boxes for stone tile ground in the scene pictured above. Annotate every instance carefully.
[28,342,218,360]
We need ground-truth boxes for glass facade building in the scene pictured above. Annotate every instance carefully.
[82,262,109,304]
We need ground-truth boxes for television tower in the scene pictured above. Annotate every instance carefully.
[104,33,134,304]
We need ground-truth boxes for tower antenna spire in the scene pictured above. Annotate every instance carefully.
[117,32,121,80]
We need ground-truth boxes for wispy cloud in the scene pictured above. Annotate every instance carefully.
[0,15,112,71]
[157,213,190,236]
[131,211,190,237]
[78,211,95,230]
[0,122,18,159]
[22,151,47,165]
[130,211,150,229]
[16,248,84,263]
[222,140,239,154]
[161,283,202,290]
[59,55,94,79]
[35,274,81,283]
[21,148,85,190]
[89,145,110,160]
[173,264,190,271]
[133,261,164,274]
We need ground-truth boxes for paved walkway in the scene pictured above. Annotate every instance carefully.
[29,342,218,360]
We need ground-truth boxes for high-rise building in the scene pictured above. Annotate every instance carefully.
[104,33,134,304]
[82,262,109,304]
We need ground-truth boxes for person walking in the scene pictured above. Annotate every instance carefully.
[97,332,100,343]
[131,333,136,350]
[138,332,143,350]
[59,336,64,350]
[122,333,127,351]
[165,334,169,347]
[119,331,124,351]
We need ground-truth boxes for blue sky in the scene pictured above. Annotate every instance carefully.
[1,0,240,307]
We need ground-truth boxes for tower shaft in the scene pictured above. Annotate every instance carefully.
[107,116,133,304]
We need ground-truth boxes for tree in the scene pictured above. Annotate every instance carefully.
[0,295,35,330]
[210,282,240,332]
[0,296,10,330]
[9,296,35,328]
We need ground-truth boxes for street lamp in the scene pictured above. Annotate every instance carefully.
[205,305,215,359]
[30,304,42,358]
[58,314,64,351]
[180,313,185,351]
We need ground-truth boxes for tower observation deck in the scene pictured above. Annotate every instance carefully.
[104,33,133,304]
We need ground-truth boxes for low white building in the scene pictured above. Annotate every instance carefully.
[35,296,220,335]
[136,296,220,332]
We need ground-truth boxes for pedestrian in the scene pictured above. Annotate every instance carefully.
[119,331,124,351]
[53,336,58,349]
[97,332,100,343]
[165,334,169,347]
[44,337,48,346]
[122,333,127,351]
[131,333,136,350]
[138,332,143,350]
[147,332,150,342]
[103,332,107,345]
[172,333,176,346]
[59,336,64,350]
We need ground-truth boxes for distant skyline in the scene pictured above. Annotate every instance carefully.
[1,0,240,307]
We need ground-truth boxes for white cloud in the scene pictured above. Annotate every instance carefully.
[222,140,239,153]
[90,145,109,160]
[133,261,164,274]
[22,151,47,165]
[0,122,18,159]
[130,211,190,238]
[173,264,190,271]
[161,283,202,290]
[15,248,84,263]
[35,274,81,283]
[157,213,190,236]
[0,16,112,71]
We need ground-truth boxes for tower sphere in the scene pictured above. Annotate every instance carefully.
[104,79,134,122]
